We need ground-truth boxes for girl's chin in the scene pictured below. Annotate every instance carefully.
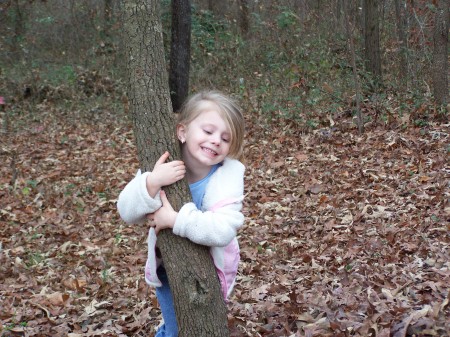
[197,155,222,165]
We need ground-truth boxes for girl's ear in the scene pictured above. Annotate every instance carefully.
[177,124,186,143]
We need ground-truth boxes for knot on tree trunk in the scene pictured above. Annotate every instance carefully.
[188,276,211,305]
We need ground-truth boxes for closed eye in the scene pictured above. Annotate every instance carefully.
[203,130,212,135]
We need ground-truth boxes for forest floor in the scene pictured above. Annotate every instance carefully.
[0,93,449,337]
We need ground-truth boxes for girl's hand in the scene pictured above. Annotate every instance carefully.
[148,191,178,234]
[146,151,185,197]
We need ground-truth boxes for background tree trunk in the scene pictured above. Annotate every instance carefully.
[122,1,229,336]
[293,0,308,24]
[432,0,449,105]
[336,0,345,34]
[363,0,382,84]
[12,0,25,58]
[169,0,191,113]
[394,0,408,90]
[237,0,250,37]
[208,0,227,19]
[345,1,364,135]
[103,0,113,38]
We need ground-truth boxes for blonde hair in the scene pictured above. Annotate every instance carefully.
[177,90,245,160]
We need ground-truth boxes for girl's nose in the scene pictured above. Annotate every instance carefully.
[211,134,221,145]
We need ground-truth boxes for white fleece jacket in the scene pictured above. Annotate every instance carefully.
[117,157,245,298]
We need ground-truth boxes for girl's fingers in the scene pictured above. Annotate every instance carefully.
[160,191,174,210]
[155,151,170,166]
[169,160,184,168]
[159,190,168,204]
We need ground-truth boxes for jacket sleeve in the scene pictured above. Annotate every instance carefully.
[172,199,244,247]
[172,159,245,247]
[117,170,162,224]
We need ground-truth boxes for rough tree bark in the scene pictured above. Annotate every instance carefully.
[122,1,229,336]
[169,0,191,113]
[432,0,449,105]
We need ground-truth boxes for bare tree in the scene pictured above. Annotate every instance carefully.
[169,0,191,112]
[363,0,382,84]
[336,0,345,34]
[394,0,408,90]
[293,0,308,24]
[122,1,229,336]
[432,0,449,105]
[345,1,364,134]
[208,0,227,18]
[237,0,250,37]
[12,0,25,58]
[103,0,113,37]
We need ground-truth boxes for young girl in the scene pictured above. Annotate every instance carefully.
[117,90,245,337]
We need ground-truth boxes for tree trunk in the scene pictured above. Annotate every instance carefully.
[293,0,307,24]
[394,0,408,90]
[208,0,227,18]
[169,0,191,113]
[432,0,449,105]
[237,0,250,37]
[12,0,24,58]
[336,0,345,34]
[363,0,382,84]
[122,2,229,336]
[345,1,364,134]
[103,0,113,37]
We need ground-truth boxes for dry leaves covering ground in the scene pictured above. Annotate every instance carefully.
[0,100,449,337]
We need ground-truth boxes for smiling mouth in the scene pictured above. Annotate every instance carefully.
[202,147,218,156]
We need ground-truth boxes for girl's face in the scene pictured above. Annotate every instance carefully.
[177,102,231,169]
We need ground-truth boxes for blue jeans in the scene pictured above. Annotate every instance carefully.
[155,267,178,337]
